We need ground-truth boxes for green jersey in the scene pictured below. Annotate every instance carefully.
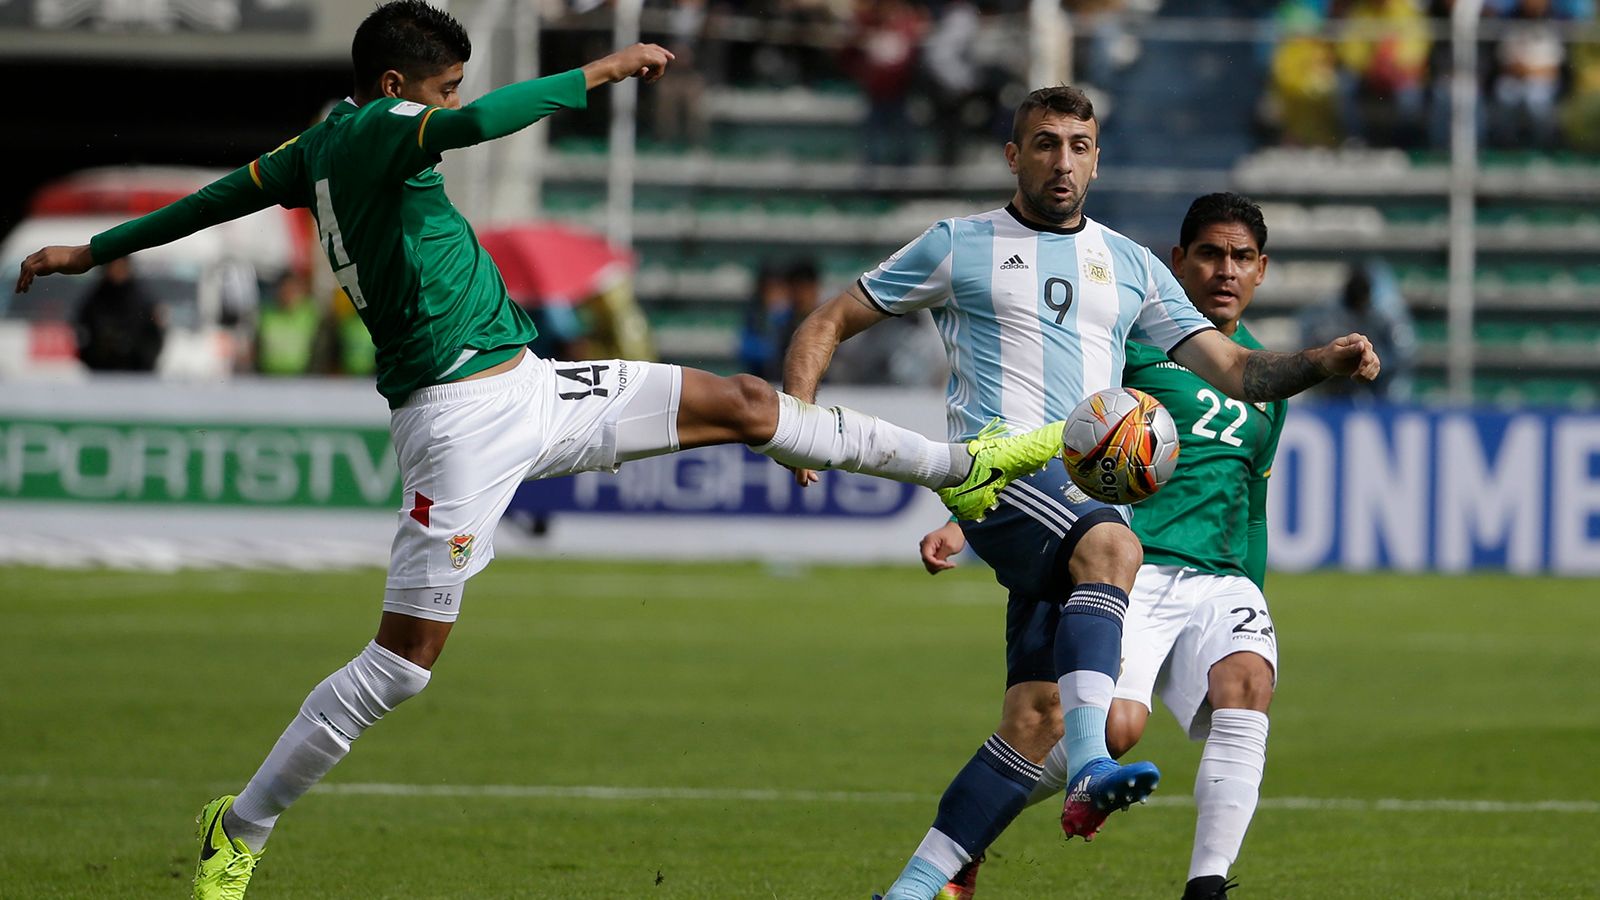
[1122,323,1286,586]
[91,69,588,406]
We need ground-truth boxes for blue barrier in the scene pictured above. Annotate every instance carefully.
[507,404,1600,574]
[1267,405,1600,575]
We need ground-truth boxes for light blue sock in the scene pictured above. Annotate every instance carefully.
[1055,582,1127,776]
[1065,704,1111,776]
[883,856,951,900]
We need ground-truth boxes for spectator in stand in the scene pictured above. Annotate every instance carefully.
[923,0,982,167]
[1067,0,1132,93]
[740,260,800,381]
[257,272,321,376]
[1489,0,1567,148]
[1299,261,1414,401]
[651,0,710,147]
[843,0,928,166]
[74,257,164,372]
[1267,0,1343,145]
[1334,0,1431,146]
[1424,0,1492,149]
[1559,17,1600,149]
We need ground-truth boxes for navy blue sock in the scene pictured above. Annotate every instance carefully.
[1053,582,1128,678]
[929,734,1043,857]
[1054,582,1129,773]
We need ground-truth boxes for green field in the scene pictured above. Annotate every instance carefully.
[2,561,1597,899]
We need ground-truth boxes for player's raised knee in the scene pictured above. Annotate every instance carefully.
[1071,523,1144,585]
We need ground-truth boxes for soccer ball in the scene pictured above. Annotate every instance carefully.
[1061,387,1180,504]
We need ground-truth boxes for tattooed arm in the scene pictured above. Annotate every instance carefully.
[1170,329,1382,402]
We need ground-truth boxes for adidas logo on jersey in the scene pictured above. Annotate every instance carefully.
[1000,255,1029,270]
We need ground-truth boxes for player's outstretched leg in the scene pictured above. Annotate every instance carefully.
[1054,524,1161,840]
[195,614,441,898]
[672,372,1062,519]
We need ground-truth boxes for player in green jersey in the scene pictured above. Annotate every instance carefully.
[13,4,1073,897]
[920,193,1283,899]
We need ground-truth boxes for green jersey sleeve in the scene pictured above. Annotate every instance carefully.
[250,134,310,209]
[356,69,589,183]
[420,69,588,155]
[90,165,276,264]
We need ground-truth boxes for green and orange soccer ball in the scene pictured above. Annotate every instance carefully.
[1061,387,1181,505]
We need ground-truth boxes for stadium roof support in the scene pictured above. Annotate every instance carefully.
[1447,0,1484,404]
[606,0,643,250]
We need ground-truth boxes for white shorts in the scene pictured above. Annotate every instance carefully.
[382,353,682,620]
[1114,564,1279,740]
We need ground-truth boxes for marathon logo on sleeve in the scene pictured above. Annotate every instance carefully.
[388,101,427,117]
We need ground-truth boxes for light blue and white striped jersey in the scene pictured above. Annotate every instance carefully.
[858,205,1215,441]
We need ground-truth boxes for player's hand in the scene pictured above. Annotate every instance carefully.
[1313,333,1382,383]
[585,43,674,87]
[15,244,94,294]
[919,520,965,575]
[791,466,819,487]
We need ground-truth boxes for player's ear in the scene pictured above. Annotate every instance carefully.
[1255,252,1269,285]
[1004,141,1019,174]
[1090,145,1100,181]
[378,69,406,99]
[1170,244,1185,272]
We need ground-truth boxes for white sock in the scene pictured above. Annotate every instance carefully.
[223,641,431,851]
[752,393,966,488]
[1027,737,1072,806]
[1189,709,1269,881]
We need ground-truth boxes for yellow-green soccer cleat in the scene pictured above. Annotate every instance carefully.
[938,419,1066,521]
[193,795,261,900]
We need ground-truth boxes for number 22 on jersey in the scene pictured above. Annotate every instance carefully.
[315,178,368,309]
[1193,388,1247,447]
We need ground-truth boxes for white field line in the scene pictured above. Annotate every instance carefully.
[314,783,1600,814]
[3,774,1595,814]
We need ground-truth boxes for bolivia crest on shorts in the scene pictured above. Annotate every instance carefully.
[448,534,475,569]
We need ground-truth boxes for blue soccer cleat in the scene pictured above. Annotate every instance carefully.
[1059,758,1161,842]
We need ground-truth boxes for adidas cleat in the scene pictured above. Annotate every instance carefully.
[193,795,261,900]
[939,419,1066,521]
[937,852,984,899]
[1059,758,1161,841]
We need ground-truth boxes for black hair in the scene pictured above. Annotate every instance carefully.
[1011,86,1096,147]
[1178,192,1268,254]
[352,1,471,96]
[1343,266,1373,311]
[785,258,819,284]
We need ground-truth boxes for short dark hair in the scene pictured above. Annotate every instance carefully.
[1179,192,1268,253]
[1011,86,1096,147]
[352,1,471,95]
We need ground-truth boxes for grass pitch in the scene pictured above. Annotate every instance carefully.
[2,561,1597,898]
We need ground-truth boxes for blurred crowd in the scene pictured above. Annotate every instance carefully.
[636,0,1136,165]
[1267,0,1600,151]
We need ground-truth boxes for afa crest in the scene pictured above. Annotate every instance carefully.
[448,534,475,569]
[1084,260,1112,285]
